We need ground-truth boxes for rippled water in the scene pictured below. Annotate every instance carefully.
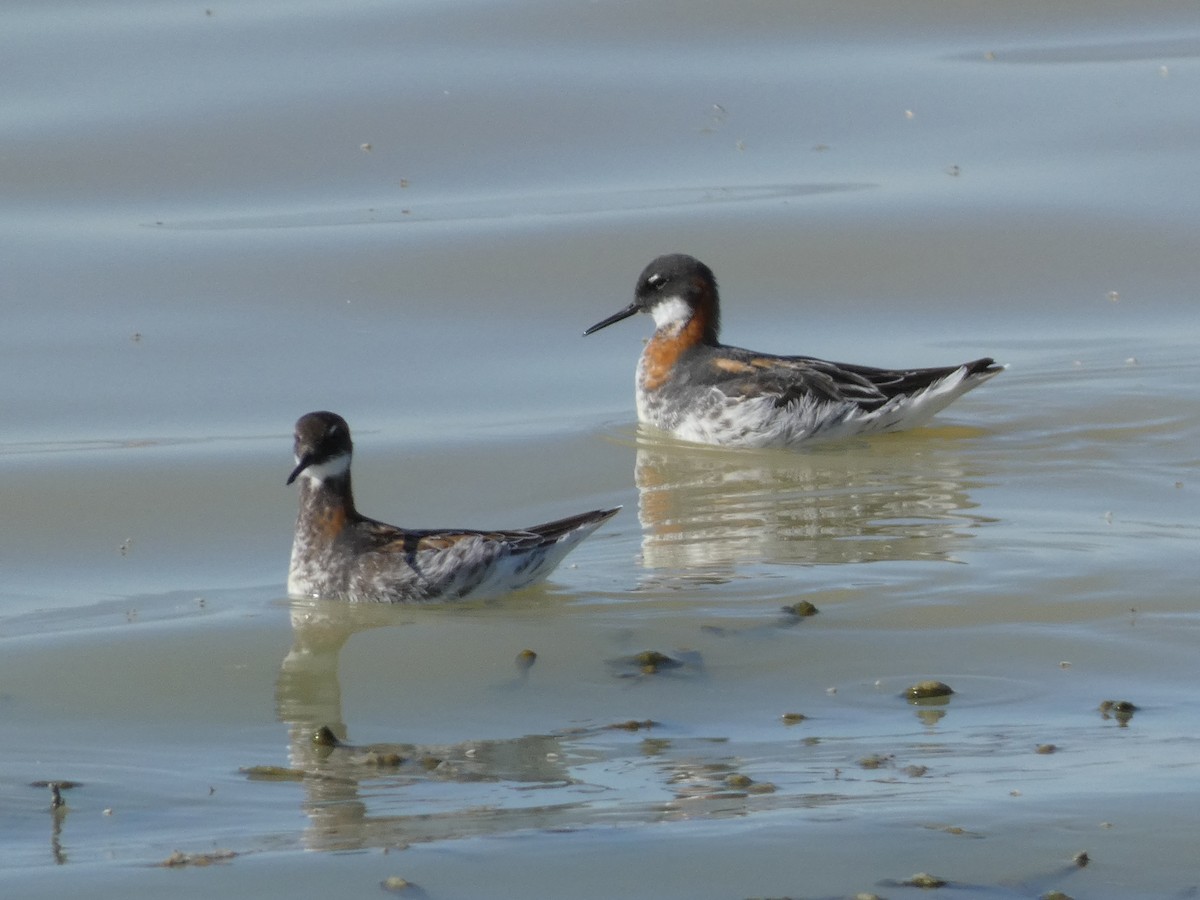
[3,1,1200,898]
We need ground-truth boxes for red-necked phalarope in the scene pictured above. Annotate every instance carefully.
[585,253,1003,448]
[287,411,620,602]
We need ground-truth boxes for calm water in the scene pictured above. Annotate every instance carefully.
[3,1,1200,897]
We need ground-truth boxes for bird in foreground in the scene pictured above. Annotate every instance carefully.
[585,254,1003,448]
[286,411,620,602]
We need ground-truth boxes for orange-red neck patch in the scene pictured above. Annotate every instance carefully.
[640,306,711,392]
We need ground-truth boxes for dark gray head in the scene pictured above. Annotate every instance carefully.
[287,411,353,486]
[584,254,721,344]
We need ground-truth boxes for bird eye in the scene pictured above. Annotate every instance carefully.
[647,273,665,290]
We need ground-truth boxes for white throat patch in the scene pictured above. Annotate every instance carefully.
[650,296,692,331]
[299,452,351,483]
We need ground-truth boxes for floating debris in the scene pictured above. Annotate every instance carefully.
[156,849,238,868]
[611,649,684,676]
[1036,743,1058,754]
[858,753,893,770]
[906,680,954,702]
[904,871,947,888]
[515,648,537,671]
[607,719,657,732]
[360,751,405,768]
[780,712,808,725]
[240,765,307,782]
[635,650,679,671]
[32,781,79,811]
[313,725,342,746]
[1073,850,1090,867]
[32,780,82,790]
[1099,699,1137,725]
[381,875,416,893]
[781,600,819,618]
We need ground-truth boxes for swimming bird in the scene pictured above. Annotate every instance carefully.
[585,254,1002,448]
[287,411,619,602]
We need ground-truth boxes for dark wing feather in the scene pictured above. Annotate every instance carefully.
[687,345,998,410]
[358,508,620,556]
[522,507,621,543]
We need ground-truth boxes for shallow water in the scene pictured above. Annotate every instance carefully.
[4,1,1200,897]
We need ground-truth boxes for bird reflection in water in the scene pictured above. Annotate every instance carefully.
[271,600,576,852]
[633,424,997,576]
[266,600,840,853]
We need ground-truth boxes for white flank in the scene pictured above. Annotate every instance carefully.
[644,363,1002,449]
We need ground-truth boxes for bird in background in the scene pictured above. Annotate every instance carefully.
[585,253,1003,448]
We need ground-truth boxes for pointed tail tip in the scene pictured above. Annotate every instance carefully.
[585,506,623,526]
[581,505,622,531]
[968,357,1006,377]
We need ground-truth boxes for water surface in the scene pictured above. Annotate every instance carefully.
[3,1,1199,897]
